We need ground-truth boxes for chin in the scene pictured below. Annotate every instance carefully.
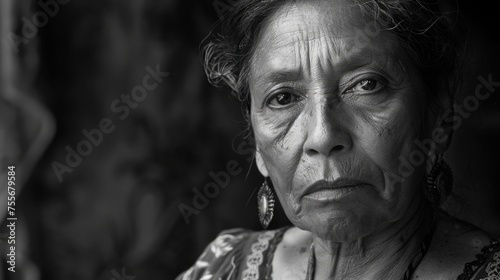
[292,211,371,243]
[291,208,381,242]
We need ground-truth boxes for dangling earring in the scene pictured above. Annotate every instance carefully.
[257,177,275,229]
[425,154,453,206]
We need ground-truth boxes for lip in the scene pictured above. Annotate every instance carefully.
[301,178,369,200]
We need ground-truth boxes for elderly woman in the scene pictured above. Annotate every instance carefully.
[178,0,500,279]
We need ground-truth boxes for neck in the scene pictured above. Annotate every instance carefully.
[311,195,434,280]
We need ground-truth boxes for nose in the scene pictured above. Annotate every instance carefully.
[303,100,352,157]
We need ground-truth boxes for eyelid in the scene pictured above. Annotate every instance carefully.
[341,73,389,94]
[265,88,304,109]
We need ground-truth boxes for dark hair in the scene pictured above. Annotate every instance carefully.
[202,0,462,141]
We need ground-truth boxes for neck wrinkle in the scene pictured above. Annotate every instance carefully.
[311,194,434,280]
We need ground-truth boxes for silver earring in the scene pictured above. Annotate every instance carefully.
[257,177,275,229]
[425,154,453,206]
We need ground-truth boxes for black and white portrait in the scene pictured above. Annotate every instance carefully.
[1,0,499,279]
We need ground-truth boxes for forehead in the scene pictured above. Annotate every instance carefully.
[250,0,404,81]
[265,0,362,40]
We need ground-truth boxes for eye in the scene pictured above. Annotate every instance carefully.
[345,78,385,94]
[267,92,302,108]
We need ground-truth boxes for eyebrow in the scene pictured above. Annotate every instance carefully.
[261,70,303,84]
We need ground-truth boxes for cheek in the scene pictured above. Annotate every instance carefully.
[353,91,426,210]
[253,121,296,162]
[354,90,423,170]
[251,108,307,212]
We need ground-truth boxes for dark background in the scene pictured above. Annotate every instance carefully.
[0,0,499,280]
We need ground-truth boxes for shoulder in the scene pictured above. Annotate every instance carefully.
[461,240,500,280]
[177,227,288,280]
[415,212,500,279]
[210,228,255,255]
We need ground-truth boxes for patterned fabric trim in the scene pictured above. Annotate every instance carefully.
[241,230,277,280]
[210,234,243,258]
[480,251,500,280]
[458,239,500,280]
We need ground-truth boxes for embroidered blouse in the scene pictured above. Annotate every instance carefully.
[176,227,500,280]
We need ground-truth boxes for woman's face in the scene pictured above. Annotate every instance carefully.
[249,0,430,241]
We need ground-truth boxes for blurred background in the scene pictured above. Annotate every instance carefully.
[0,0,499,279]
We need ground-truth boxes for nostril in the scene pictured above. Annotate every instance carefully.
[331,145,344,151]
[306,149,320,157]
[305,144,344,157]
[306,149,319,156]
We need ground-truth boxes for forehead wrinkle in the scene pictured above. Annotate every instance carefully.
[250,1,412,95]
[253,1,358,81]
[252,34,405,95]
[264,32,357,88]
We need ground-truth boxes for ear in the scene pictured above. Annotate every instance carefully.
[255,148,269,177]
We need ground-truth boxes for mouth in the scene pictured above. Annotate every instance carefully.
[302,178,369,201]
